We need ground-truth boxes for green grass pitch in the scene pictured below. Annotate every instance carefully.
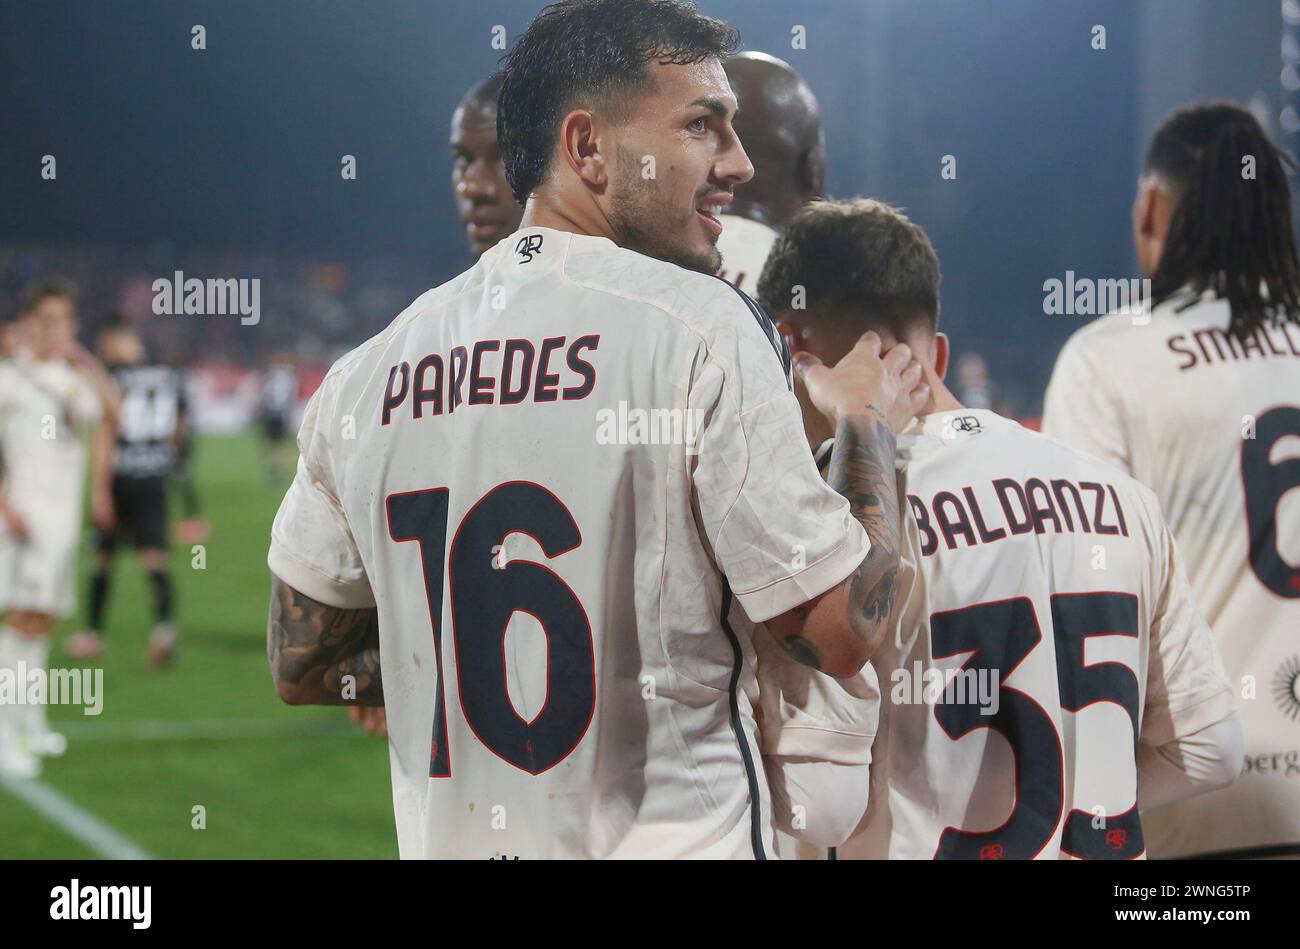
[0,432,397,858]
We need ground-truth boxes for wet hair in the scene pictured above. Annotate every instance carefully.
[497,0,739,205]
[758,198,941,338]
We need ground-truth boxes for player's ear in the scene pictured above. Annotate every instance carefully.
[933,332,950,381]
[1134,178,1159,241]
[800,144,825,200]
[776,319,806,356]
[558,109,607,190]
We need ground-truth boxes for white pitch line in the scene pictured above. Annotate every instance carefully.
[0,773,154,860]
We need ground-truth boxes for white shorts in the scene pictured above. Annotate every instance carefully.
[0,532,76,619]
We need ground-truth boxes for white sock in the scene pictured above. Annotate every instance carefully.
[0,626,21,739]
[10,633,51,738]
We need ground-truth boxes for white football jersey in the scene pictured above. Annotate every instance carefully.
[1044,294,1300,857]
[715,214,778,296]
[0,350,100,544]
[268,226,869,859]
[840,408,1236,860]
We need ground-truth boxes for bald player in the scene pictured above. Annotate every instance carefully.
[451,74,525,259]
[717,51,824,294]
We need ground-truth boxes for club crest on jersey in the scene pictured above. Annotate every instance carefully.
[1273,656,1300,724]
[514,234,543,263]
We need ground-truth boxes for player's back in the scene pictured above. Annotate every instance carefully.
[0,352,99,533]
[111,363,183,478]
[269,225,862,859]
[842,408,1234,859]
[1044,296,1300,855]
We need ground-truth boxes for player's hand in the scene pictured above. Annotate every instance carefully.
[92,489,116,532]
[0,504,29,542]
[792,331,930,434]
[349,705,388,738]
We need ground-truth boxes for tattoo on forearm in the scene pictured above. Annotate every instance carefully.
[268,577,383,705]
[827,410,901,646]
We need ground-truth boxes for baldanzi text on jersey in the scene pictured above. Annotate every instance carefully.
[908,475,1130,556]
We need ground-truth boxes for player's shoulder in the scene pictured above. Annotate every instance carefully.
[315,279,468,398]
[1058,292,1205,362]
[1019,421,1165,519]
[1058,309,1145,361]
[563,237,782,349]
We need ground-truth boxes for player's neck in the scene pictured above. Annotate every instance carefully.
[918,377,965,418]
[519,193,618,245]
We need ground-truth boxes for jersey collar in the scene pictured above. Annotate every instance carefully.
[914,408,1011,444]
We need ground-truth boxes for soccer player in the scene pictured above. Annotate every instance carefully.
[759,198,1243,859]
[716,51,823,295]
[67,318,187,666]
[267,0,924,858]
[1043,101,1300,858]
[0,278,119,776]
[452,74,525,259]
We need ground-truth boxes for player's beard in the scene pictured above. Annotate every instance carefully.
[607,146,721,276]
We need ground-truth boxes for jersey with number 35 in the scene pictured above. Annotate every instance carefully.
[842,409,1235,860]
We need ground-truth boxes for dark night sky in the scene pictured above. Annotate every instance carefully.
[0,0,1290,404]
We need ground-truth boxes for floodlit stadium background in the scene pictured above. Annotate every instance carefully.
[0,0,1295,857]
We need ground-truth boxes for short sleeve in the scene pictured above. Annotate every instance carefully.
[754,626,880,764]
[1041,329,1133,475]
[687,313,868,623]
[1141,518,1237,745]
[267,377,374,609]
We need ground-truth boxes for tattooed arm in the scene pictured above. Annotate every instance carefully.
[824,409,902,649]
[766,334,922,678]
[267,575,384,706]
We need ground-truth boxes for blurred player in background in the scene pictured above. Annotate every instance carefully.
[67,317,187,666]
[259,353,298,483]
[0,278,119,776]
[1044,101,1300,858]
[452,74,525,259]
[267,0,923,858]
[760,199,1243,859]
[716,51,823,294]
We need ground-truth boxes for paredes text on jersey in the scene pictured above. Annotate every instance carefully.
[381,335,599,425]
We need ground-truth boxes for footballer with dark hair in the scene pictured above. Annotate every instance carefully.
[1044,100,1300,858]
[0,278,119,776]
[266,0,925,858]
[451,74,524,259]
[761,198,1242,860]
[68,317,188,667]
